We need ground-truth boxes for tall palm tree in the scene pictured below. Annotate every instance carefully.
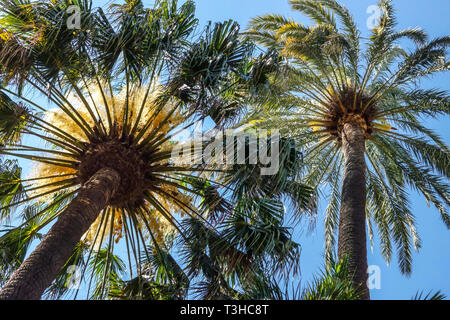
[0,0,262,299]
[245,0,450,299]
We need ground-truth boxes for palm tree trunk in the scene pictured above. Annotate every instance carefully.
[0,167,120,300]
[338,121,370,300]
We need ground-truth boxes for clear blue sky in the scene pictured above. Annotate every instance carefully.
[10,0,450,300]
[189,0,450,300]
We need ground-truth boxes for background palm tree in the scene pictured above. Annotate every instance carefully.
[245,0,449,299]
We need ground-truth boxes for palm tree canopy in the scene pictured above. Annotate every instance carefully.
[245,0,450,274]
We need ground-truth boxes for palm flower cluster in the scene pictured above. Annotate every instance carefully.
[26,83,190,244]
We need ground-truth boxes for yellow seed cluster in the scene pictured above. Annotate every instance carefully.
[29,81,192,248]
[0,31,12,41]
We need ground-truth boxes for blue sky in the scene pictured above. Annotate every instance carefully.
[6,0,449,300]
[190,0,450,299]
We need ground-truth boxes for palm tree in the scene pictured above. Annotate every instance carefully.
[174,136,314,300]
[245,0,450,299]
[0,0,261,299]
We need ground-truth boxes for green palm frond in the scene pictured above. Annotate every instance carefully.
[0,91,29,145]
[0,203,46,285]
[44,242,87,300]
[0,159,24,223]
[302,258,360,300]
[88,248,127,300]
[412,290,446,300]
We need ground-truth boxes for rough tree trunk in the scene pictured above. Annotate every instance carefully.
[0,167,120,300]
[338,121,370,300]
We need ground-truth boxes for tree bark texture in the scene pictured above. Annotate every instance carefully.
[0,167,120,300]
[338,121,370,300]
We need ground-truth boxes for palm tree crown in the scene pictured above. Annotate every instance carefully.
[0,0,246,298]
